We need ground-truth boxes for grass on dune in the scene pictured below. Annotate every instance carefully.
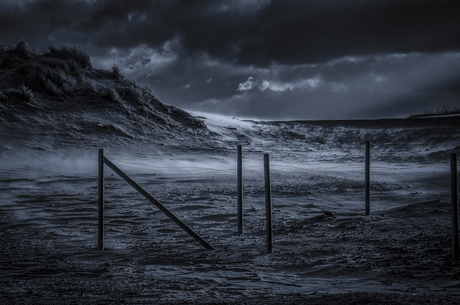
[0,40,156,107]
[0,40,207,132]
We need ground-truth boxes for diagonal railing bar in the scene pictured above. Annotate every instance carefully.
[102,155,215,251]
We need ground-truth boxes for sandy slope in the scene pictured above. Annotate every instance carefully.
[1,113,460,304]
[0,44,210,152]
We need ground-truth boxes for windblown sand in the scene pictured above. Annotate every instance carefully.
[1,114,460,304]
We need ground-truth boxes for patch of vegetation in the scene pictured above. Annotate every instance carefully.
[44,45,92,69]
[0,41,161,104]
[0,40,36,68]
[409,105,460,118]
[0,91,8,102]
[5,40,36,59]
[141,84,154,96]
[82,79,98,94]
[0,52,15,69]
[115,85,141,103]
[17,84,35,102]
[111,64,123,80]
[19,63,77,96]
[0,41,92,96]
[0,41,206,131]
[103,87,123,104]
[42,78,62,96]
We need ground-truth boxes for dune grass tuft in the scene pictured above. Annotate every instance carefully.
[17,84,35,102]
[81,79,98,94]
[21,63,78,96]
[111,64,124,80]
[103,87,123,104]
[0,91,8,102]
[0,41,169,114]
[140,84,153,96]
[9,40,35,59]
[0,52,15,69]
[45,45,92,69]
[0,40,36,67]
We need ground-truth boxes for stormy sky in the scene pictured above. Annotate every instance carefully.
[1,0,460,120]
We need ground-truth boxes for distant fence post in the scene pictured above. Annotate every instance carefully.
[98,149,104,251]
[451,153,459,260]
[365,140,370,216]
[237,145,243,235]
[264,153,273,254]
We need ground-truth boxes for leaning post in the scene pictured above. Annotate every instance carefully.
[451,153,459,260]
[264,153,273,254]
[102,156,215,250]
[237,145,243,235]
[98,149,104,251]
[365,140,370,215]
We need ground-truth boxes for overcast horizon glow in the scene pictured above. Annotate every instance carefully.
[1,0,460,120]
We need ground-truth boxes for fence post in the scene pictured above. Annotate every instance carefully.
[365,140,370,216]
[264,153,273,254]
[451,153,459,260]
[237,145,243,235]
[98,149,104,251]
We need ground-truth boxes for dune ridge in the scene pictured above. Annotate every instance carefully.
[0,41,210,151]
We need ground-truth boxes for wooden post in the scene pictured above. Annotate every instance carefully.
[237,145,243,235]
[264,153,273,254]
[98,149,104,251]
[451,153,459,260]
[365,140,370,216]
[102,157,215,251]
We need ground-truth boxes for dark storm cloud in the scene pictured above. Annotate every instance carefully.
[104,0,460,66]
[0,0,90,49]
[231,0,460,65]
[2,0,459,65]
[0,0,170,49]
[92,0,460,66]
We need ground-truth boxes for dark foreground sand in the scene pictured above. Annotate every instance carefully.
[1,115,460,304]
